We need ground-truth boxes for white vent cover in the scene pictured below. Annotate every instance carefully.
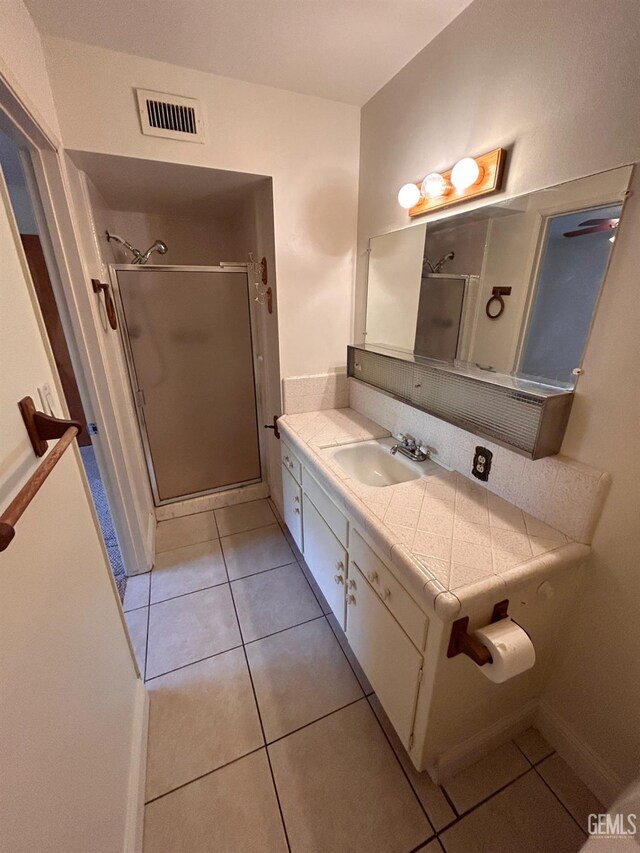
[136,89,204,143]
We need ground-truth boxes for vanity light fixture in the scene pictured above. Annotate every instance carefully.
[397,183,422,209]
[398,148,506,217]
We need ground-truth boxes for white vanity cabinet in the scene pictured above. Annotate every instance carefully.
[346,562,423,745]
[281,442,303,552]
[281,442,427,750]
[302,494,347,627]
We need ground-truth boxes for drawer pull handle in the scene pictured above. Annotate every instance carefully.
[294,507,300,514]
[294,496,300,503]
[379,587,391,601]
[334,574,344,584]
[347,579,356,589]
[346,594,356,605]
[284,455,290,463]
[367,571,378,584]
[336,561,344,573]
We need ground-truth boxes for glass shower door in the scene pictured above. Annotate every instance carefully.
[115,266,261,504]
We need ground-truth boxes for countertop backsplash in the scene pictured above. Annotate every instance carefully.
[282,370,349,414]
[348,378,609,545]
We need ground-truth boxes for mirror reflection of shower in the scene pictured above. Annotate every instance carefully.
[106,231,168,265]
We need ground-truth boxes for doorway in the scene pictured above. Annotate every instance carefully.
[0,129,127,598]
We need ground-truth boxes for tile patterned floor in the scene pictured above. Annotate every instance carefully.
[126,498,601,852]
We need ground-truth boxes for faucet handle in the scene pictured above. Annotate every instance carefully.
[404,434,417,449]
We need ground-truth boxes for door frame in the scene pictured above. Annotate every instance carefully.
[0,68,155,575]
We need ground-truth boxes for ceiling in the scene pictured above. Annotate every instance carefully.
[69,151,269,217]
[26,0,473,106]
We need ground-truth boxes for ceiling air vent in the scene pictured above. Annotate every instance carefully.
[135,89,204,143]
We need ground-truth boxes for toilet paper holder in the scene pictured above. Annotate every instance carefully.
[447,599,509,666]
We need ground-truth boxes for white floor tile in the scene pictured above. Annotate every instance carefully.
[514,726,554,764]
[123,572,150,611]
[232,563,322,642]
[368,695,455,832]
[124,606,148,675]
[215,499,276,537]
[151,539,226,603]
[440,771,586,852]
[269,700,432,852]
[145,648,263,801]
[144,750,287,853]
[537,753,604,831]
[246,618,362,742]
[221,524,294,580]
[443,741,530,814]
[156,512,218,553]
[146,585,241,679]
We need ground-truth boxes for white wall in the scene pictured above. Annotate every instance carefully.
[0,163,142,852]
[356,0,640,793]
[42,37,361,378]
[0,0,60,142]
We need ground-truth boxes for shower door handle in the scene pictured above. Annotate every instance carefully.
[263,415,280,439]
[91,279,118,330]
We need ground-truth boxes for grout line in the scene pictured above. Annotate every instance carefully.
[149,578,230,607]
[144,745,265,805]
[143,561,152,682]
[243,614,326,646]
[532,763,588,838]
[144,642,245,683]
[512,735,556,768]
[408,836,439,853]
[363,696,435,833]
[266,696,367,747]
[226,559,299,583]
[219,527,292,853]
[440,765,535,827]
[324,614,372,695]
[216,513,280,540]
[155,534,220,555]
[439,784,459,819]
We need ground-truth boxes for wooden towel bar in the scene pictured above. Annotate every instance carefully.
[0,396,82,552]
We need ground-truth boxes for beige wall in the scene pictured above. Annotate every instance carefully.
[357,0,640,791]
[0,158,142,851]
[42,37,360,378]
[0,0,60,141]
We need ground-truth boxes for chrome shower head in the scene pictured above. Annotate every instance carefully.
[134,240,169,264]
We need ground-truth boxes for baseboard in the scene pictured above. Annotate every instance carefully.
[536,699,622,807]
[428,699,538,783]
[124,679,149,853]
[155,481,270,521]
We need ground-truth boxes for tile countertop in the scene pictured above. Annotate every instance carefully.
[278,409,591,622]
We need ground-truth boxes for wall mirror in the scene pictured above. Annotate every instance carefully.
[365,166,632,388]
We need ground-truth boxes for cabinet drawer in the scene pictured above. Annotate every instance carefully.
[302,494,347,629]
[346,562,422,747]
[281,441,302,484]
[282,463,303,552]
[350,530,428,651]
[302,469,348,548]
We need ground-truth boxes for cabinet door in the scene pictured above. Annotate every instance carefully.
[282,463,303,552]
[346,562,422,747]
[302,494,347,628]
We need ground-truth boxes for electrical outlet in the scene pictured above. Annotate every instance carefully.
[472,445,492,481]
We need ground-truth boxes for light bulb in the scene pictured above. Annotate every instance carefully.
[397,183,421,209]
[450,157,481,191]
[421,172,448,199]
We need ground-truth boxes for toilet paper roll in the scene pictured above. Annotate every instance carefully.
[472,618,536,683]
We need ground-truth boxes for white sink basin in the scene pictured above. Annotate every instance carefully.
[330,437,434,487]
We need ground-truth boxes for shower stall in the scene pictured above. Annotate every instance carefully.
[110,264,262,505]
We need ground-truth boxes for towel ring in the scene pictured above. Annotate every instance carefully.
[486,286,512,320]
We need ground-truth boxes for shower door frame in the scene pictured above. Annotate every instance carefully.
[109,263,267,506]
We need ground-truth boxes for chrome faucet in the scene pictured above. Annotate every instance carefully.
[390,434,430,462]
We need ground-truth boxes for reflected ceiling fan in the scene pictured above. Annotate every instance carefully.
[563,217,619,238]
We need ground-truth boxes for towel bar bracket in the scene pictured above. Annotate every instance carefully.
[19,395,82,457]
